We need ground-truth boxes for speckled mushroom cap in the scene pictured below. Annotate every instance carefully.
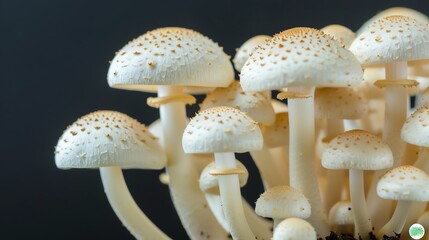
[350,16,429,67]
[200,81,275,125]
[322,129,393,170]
[315,87,368,119]
[107,27,234,92]
[199,160,249,195]
[321,24,356,49]
[273,218,317,240]
[255,185,311,219]
[240,27,363,92]
[328,201,354,226]
[418,88,429,107]
[357,7,429,36]
[55,111,166,169]
[377,165,429,201]
[262,112,289,148]
[182,106,263,153]
[233,35,271,72]
[401,105,429,147]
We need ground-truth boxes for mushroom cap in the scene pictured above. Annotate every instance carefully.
[321,24,356,48]
[357,68,385,99]
[328,200,354,226]
[314,87,368,119]
[200,81,275,125]
[233,35,271,72]
[418,87,429,107]
[377,165,429,201]
[255,185,311,219]
[240,27,363,92]
[182,106,263,153]
[401,105,429,147]
[273,218,317,240]
[262,112,289,148]
[322,129,393,170]
[107,27,234,91]
[357,7,429,36]
[199,160,249,194]
[350,16,429,67]
[55,111,166,169]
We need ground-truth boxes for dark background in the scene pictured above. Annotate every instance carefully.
[3,0,429,239]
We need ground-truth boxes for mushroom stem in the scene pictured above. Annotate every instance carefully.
[288,86,329,236]
[269,146,289,185]
[250,144,287,189]
[100,167,171,240]
[367,61,408,231]
[158,85,228,239]
[377,200,412,238]
[349,169,373,240]
[214,152,256,240]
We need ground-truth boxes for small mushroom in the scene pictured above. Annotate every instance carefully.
[273,218,317,240]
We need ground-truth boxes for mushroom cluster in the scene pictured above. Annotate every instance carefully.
[55,7,429,240]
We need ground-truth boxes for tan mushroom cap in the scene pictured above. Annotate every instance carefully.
[240,27,363,92]
[321,24,356,48]
[350,16,429,67]
[377,165,429,201]
[357,68,385,99]
[273,218,317,240]
[255,185,311,219]
[199,160,249,195]
[315,87,368,119]
[401,105,429,147]
[182,106,263,153]
[328,200,354,226]
[233,35,271,72]
[262,112,289,148]
[108,27,234,92]
[322,129,393,170]
[200,81,275,125]
[55,111,166,169]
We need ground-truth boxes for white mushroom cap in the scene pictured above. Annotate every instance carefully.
[273,218,317,240]
[240,27,363,92]
[377,165,429,201]
[262,112,289,148]
[199,160,249,194]
[401,105,429,147]
[350,16,429,67]
[328,200,354,226]
[357,7,429,35]
[314,87,368,119]
[255,185,311,219]
[321,24,356,48]
[322,129,393,170]
[200,81,275,125]
[182,106,263,153]
[357,68,385,99]
[107,27,234,91]
[233,35,271,72]
[55,111,166,169]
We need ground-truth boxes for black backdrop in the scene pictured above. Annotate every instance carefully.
[3,0,429,239]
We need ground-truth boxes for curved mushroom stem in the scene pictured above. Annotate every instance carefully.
[377,200,411,239]
[349,169,373,240]
[100,167,171,240]
[158,85,228,240]
[214,152,256,240]
[287,86,329,237]
[250,144,287,189]
[367,61,408,231]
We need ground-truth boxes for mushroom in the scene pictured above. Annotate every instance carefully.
[377,165,429,238]
[108,27,234,240]
[54,111,170,240]
[273,218,317,240]
[240,27,363,236]
[321,129,393,239]
[183,106,263,240]
[320,24,356,49]
[328,200,354,234]
[233,35,271,72]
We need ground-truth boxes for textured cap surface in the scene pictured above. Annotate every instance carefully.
[321,24,356,48]
[322,130,393,170]
[273,218,317,240]
[233,35,271,72]
[199,160,248,194]
[377,165,429,201]
[262,112,289,148]
[182,106,263,153]
[108,27,234,91]
[240,27,363,91]
[401,105,429,147]
[315,87,367,119]
[55,111,166,169]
